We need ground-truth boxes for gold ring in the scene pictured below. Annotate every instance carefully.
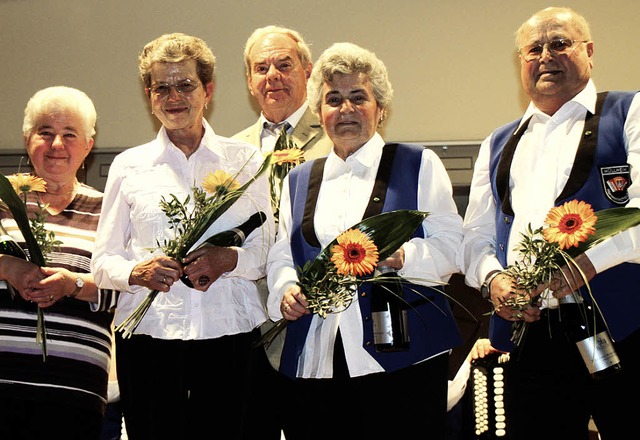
[162,275,167,284]
[49,294,54,301]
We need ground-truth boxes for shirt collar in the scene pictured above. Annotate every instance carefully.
[519,79,597,130]
[260,102,309,133]
[156,119,221,162]
[324,132,384,180]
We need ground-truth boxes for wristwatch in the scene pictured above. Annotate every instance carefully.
[481,270,502,300]
[69,276,84,298]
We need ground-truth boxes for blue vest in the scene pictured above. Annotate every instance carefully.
[279,143,462,378]
[488,91,639,351]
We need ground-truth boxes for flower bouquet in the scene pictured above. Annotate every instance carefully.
[0,173,62,360]
[268,130,304,222]
[116,152,271,338]
[258,209,439,349]
[501,200,640,347]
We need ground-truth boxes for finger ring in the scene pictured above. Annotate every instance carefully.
[198,275,210,287]
[49,294,54,301]
[162,275,167,284]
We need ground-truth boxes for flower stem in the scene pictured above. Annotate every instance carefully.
[115,289,160,339]
[36,307,47,362]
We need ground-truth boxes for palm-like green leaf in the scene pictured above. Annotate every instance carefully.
[569,207,640,256]
[0,174,45,266]
[0,173,48,359]
[305,209,429,276]
[175,152,271,257]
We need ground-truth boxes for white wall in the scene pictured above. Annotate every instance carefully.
[0,0,638,151]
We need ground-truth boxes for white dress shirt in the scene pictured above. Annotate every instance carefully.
[267,132,463,378]
[91,120,274,340]
[458,80,640,296]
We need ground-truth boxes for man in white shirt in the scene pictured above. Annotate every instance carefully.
[458,7,640,439]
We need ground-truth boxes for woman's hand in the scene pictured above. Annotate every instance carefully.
[377,247,405,270]
[182,244,238,292]
[26,267,90,307]
[280,285,309,321]
[0,255,43,302]
[129,256,183,292]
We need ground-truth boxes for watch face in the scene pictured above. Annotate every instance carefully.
[76,277,84,288]
[481,283,490,299]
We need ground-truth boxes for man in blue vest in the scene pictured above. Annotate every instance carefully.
[458,7,640,439]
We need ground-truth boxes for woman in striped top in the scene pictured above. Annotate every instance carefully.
[0,86,117,440]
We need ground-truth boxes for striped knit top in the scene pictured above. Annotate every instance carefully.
[0,182,117,414]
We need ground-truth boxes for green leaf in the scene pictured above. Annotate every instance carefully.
[304,209,429,277]
[176,152,272,257]
[569,207,640,256]
[0,174,46,266]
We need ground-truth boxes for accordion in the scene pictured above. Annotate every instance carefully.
[468,352,511,439]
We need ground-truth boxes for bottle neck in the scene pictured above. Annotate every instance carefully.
[375,266,396,276]
[558,292,584,305]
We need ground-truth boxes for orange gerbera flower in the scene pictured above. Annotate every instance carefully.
[7,173,47,194]
[201,170,239,195]
[330,229,379,277]
[543,200,597,249]
[271,148,304,166]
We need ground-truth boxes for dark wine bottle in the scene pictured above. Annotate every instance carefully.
[370,266,410,352]
[0,221,28,298]
[180,211,267,288]
[559,293,621,379]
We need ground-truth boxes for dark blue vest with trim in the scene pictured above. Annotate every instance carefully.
[279,143,462,378]
[488,91,640,352]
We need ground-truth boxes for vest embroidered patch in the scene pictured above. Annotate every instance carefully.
[600,164,631,204]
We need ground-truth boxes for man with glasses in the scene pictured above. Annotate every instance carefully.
[458,7,640,439]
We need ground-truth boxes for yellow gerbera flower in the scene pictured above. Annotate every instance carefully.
[271,148,304,166]
[7,174,47,194]
[330,229,379,277]
[543,200,597,249]
[201,170,240,195]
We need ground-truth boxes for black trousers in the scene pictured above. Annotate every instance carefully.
[282,334,450,440]
[0,397,103,440]
[505,310,640,440]
[115,330,258,440]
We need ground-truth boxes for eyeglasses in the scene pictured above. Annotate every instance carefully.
[518,38,588,62]
[148,79,201,98]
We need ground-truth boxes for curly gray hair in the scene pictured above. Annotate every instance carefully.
[307,42,393,122]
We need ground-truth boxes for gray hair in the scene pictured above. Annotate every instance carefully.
[22,86,97,141]
[307,42,393,119]
[515,7,592,48]
[138,33,216,90]
[243,25,312,76]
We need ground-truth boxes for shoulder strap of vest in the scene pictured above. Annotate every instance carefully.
[362,143,399,219]
[301,144,400,246]
[302,158,327,247]
[555,92,608,201]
